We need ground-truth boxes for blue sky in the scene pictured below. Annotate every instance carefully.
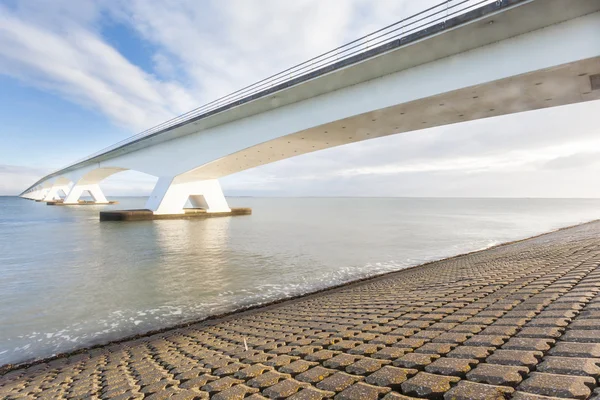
[1,0,599,197]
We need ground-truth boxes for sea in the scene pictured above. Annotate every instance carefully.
[1,196,599,367]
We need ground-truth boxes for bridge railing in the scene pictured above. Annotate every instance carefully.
[56,0,500,172]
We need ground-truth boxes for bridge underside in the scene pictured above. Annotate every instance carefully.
[183,57,600,182]
[19,2,600,216]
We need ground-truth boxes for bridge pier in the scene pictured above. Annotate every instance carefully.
[42,185,70,202]
[64,184,109,204]
[145,177,230,215]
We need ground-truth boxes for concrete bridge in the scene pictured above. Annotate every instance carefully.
[20,0,600,214]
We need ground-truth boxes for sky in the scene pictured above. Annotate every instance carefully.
[0,0,599,197]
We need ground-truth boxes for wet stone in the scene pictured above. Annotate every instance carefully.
[401,372,460,399]
[443,380,515,400]
[517,372,596,400]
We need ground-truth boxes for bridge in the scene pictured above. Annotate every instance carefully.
[19,0,600,215]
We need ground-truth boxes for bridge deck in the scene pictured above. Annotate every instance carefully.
[3,221,600,399]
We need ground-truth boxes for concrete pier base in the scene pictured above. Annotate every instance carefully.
[46,200,119,206]
[99,207,251,221]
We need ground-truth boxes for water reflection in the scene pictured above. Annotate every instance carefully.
[2,196,600,366]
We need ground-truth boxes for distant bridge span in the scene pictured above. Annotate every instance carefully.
[21,0,600,214]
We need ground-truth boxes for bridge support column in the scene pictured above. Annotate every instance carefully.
[145,177,230,215]
[42,185,70,202]
[64,184,108,204]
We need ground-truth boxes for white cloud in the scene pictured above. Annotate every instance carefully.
[0,0,598,198]
[0,165,50,195]
[0,2,197,131]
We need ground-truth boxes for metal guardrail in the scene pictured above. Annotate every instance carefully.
[24,0,515,194]
[59,0,500,169]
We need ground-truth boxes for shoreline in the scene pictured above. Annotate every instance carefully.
[1,217,598,375]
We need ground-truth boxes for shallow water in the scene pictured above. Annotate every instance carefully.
[1,196,600,366]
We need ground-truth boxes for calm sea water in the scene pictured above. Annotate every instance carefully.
[1,196,600,366]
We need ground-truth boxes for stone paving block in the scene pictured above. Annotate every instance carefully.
[211,384,259,400]
[372,347,413,360]
[7,223,600,400]
[322,354,362,371]
[234,364,273,379]
[201,376,243,394]
[569,320,600,330]
[502,338,554,352]
[536,356,600,377]
[364,366,417,389]
[393,353,440,370]
[517,327,564,339]
[485,349,543,368]
[315,372,363,393]
[446,346,495,361]
[425,357,478,377]
[464,335,508,347]
[334,382,391,399]
[466,363,528,387]
[262,378,309,398]
[511,391,576,399]
[280,360,319,375]
[517,372,595,400]
[443,380,514,400]
[247,371,291,389]
[548,342,600,358]
[347,343,382,356]
[264,355,300,367]
[401,372,460,399]
[345,357,390,375]
[296,366,336,384]
[394,338,429,349]
[381,392,422,399]
[561,330,600,343]
[287,387,336,400]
